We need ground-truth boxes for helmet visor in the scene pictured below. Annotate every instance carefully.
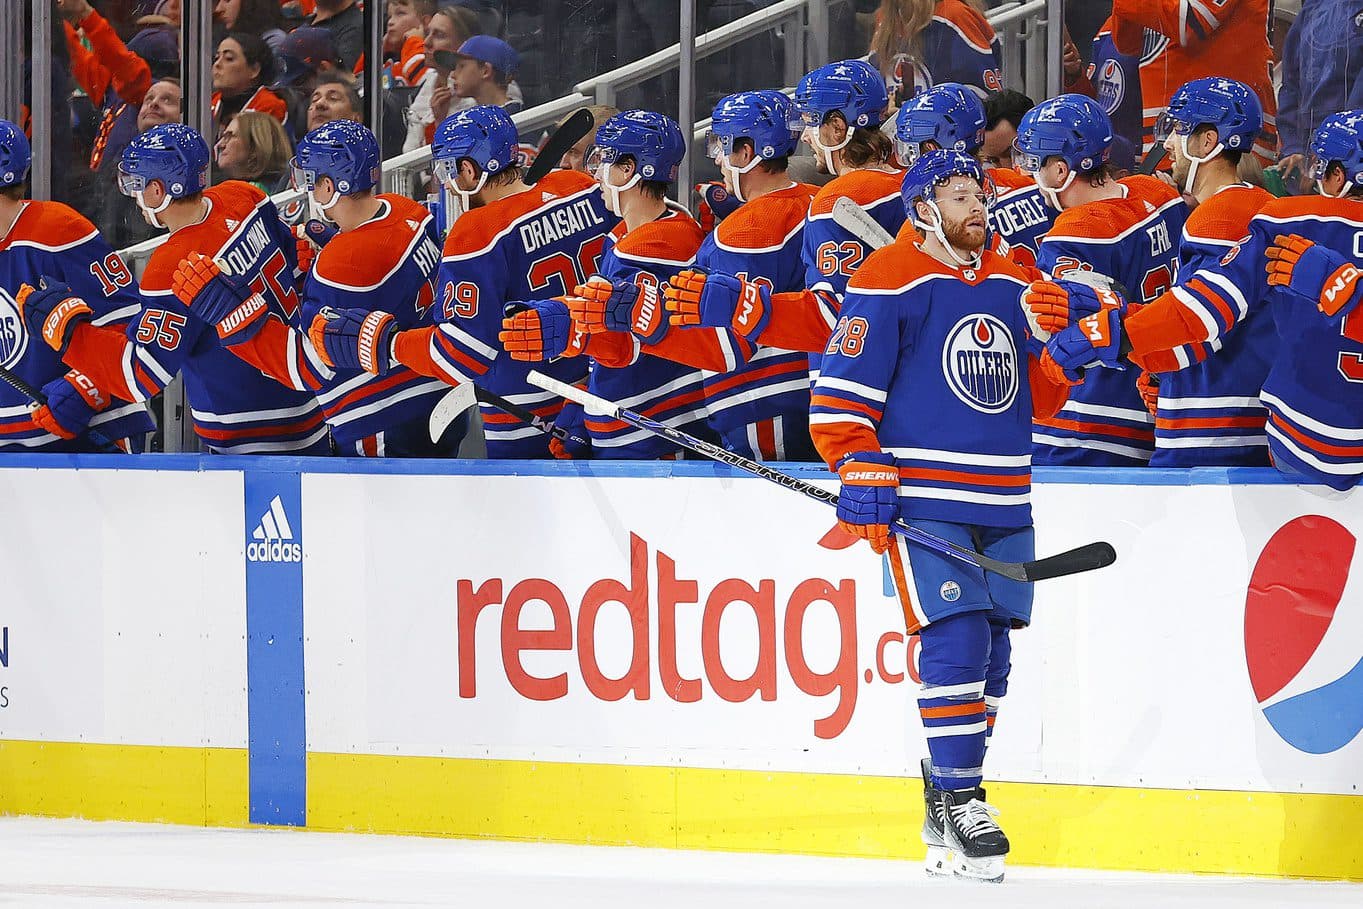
[706,131,734,161]
[290,158,316,192]
[789,106,823,132]
[116,165,146,198]
[584,144,620,173]
[432,157,461,187]
[1011,140,1044,175]
[895,137,936,166]
[1153,110,1195,144]
[929,172,996,210]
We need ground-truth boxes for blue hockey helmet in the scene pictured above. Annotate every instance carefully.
[1156,78,1262,152]
[707,91,800,161]
[431,104,520,189]
[893,83,987,165]
[1012,94,1112,174]
[901,149,993,266]
[291,119,381,197]
[588,110,686,183]
[118,123,211,200]
[792,60,889,131]
[1308,111,1363,196]
[0,119,31,189]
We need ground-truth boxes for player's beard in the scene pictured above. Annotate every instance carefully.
[1169,152,1191,191]
[941,214,987,254]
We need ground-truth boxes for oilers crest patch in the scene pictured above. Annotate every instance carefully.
[941,314,1017,414]
[0,287,28,370]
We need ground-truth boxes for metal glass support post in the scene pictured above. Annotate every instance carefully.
[364,0,383,142]
[0,3,21,125]
[807,0,829,69]
[1046,0,1063,99]
[678,0,697,204]
[782,13,803,88]
[30,2,53,200]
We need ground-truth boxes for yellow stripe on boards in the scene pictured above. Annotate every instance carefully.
[0,740,248,827]
[307,753,1363,881]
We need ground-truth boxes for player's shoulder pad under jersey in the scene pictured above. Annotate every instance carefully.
[1119,173,1182,207]
[441,171,602,259]
[714,182,819,252]
[141,231,204,294]
[809,170,903,216]
[1255,193,1363,225]
[2,199,100,252]
[206,179,269,215]
[612,210,704,266]
[538,168,599,197]
[313,195,434,289]
[988,166,1035,193]
[933,0,998,54]
[1184,183,1272,243]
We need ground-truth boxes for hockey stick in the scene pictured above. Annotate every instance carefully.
[523,109,594,187]
[0,365,121,453]
[1137,144,1168,176]
[528,371,1115,582]
[426,382,477,443]
[831,196,896,249]
[429,378,591,450]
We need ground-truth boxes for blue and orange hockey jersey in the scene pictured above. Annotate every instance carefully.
[986,167,1053,271]
[1130,182,1274,467]
[874,0,1004,101]
[392,168,617,458]
[1087,18,1145,155]
[1130,194,1363,489]
[0,200,154,450]
[811,241,1069,529]
[1033,174,1186,465]
[63,182,330,454]
[695,181,819,454]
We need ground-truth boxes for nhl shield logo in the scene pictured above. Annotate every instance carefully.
[941,314,1017,414]
[0,286,28,370]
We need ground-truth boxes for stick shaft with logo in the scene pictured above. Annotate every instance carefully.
[528,370,1115,583]
[0,364,121,453]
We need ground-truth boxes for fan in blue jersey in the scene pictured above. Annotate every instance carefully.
[172,120,455,457]
[1012,94,1187,466]
[0,118,154,451]
[497,110,751,458]
[22,123,330,454]
[309,105,617,458]
[658,91,819,461]
[811,149,1072,883]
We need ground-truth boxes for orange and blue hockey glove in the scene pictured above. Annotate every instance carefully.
[499,300,584,361]
[308,306,397,375]
[1042,307,1126,381]
[570,275,667,344]
[1136,371,1159,416]
[170,253,271,346]
[1021,278,1122,340]
[1266,233,1363,318]
[32,370,107,440]
[18,280,93,354]
[835,451,899,555]
[662,268,771,340]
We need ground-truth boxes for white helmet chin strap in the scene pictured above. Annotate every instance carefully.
[1034,168,1076,211]
[310,183,343,223]
[134,190,172,229]
[1180,134,1224,195]
[721,153,764,203]
[598,164,642,216]
[805,127,852,174]
[1318,177,1355,198]
[443,170,489,221]
[914,199,981,269]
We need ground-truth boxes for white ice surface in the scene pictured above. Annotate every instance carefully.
[0,816,1357,908]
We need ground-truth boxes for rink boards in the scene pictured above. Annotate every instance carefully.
[0,456,1361,880]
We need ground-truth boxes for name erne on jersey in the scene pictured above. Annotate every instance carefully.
[518,198,606,254]
[219,219,272,278]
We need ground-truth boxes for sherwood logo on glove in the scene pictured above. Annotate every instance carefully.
[247,495,302,563]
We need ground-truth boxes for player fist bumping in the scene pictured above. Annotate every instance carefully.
[663,268,771,340]
[32,370,107,440]
[171,253,269,346]
[1266,234,1363,318]
[18,279,93,354]
[570,275,667,344]
[1021,278,1121,341]
[835,451,900,555]
[1041,307,1127,383]
[308,306,397,375]
[499,300,585,361]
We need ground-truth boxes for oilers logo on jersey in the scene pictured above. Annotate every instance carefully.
[943,314,1018,414]
[1095,59,1126,115]
[0,288,26,369]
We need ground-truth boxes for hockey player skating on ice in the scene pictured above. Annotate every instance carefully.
[168,120,456,457]
[809,150,1073,882]
[20,123,330,454]
[0,119,154,450]
[1041,111,1363,490]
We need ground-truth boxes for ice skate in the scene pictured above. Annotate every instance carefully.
[939,788,1009,883]
[919,759,953,876]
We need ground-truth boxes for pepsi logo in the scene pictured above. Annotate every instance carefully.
[941,314,1017,414]
[1245,516,1363,754]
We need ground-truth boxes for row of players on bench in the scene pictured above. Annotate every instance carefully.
[4,62,1360,489]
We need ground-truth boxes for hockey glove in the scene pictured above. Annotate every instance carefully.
[32,370,107,440]
[696,181,740,233]
[570,275,668,344]
[1021,279,1121,341]
[1266,234,1363,318]
[663,268,772,340]
[1043,307,1127,380]
[307,306,397,375]
[294,219,337,276]
[835,451,900,555]
[1136,371,1159,416]
[18,280,93,354]
[548,400,592,459]
[170,253,271,346]
[499,300,584,361]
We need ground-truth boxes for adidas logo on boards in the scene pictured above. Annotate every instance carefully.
[247,495,302,563]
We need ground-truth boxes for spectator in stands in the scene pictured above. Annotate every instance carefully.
[214,0,288,51]
[211,32,287,130]
[58,0,153,176]
[215,110,292,192]
[448,36,521,111]
[307,74,364,132]
[309,0,364,71]
[135,0,181,28]
[557,104,619,172]
[1277,0,1363,188]
[868,0,1003,106]
[100,77,183,248]
[274,26,345,138]
[387,0,436,86]
[980,89,1032,167]
[403,4,479,152]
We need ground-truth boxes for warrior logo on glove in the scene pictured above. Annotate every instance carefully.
[942,314,1017,414]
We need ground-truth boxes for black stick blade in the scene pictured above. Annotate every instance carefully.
[524,109,595,186]
[1021,542,1117,582]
